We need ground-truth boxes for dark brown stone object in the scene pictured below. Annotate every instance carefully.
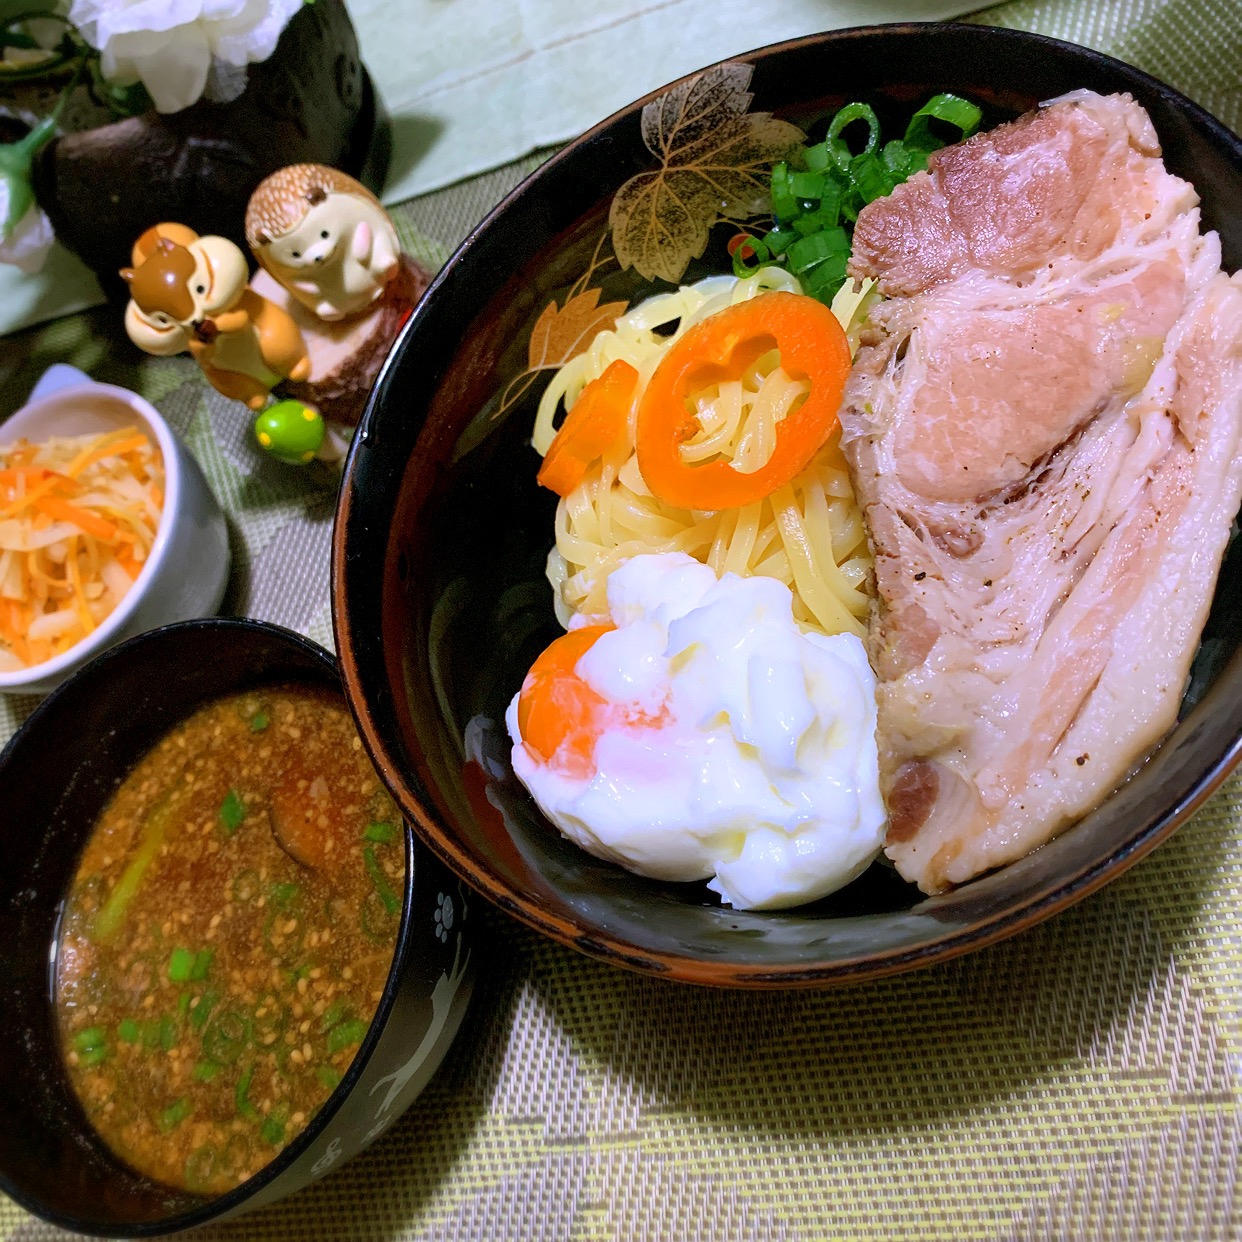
[31,0,390,298]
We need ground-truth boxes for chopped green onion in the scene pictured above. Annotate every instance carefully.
[786,227,849,274]
[362,846,401,917]
[249,712,270,733]
[770,160,798,220]
[73,1026,106,1052]
[235,1063,260,1120]
[803,141,832,172]
[79,1045,110,1068]
[800,256,850,301]
[763,224,797,256]
[93,793,176,942]
[167,947,195,983]
[190,989,219,1032]
[788,170,826,199]
[269,882,300,909]
[261,1115,286,1146]
[903,92,982,153]
[362,821,397,844]
[826,102,880,169]
[184,1145,219,1193]
[191,949,214,982]
[316,1067,342,1091]
[319,1000,346,1033]
[202,1011,251,1065]
[327,1019,369,1055]
[118,1018,140,1044]
[219,789,245,833]
[177,991,192,1018]
[192,1060,220,1082]
[160,1097,192,1133]
[159,1015,176,1052]
[850,154,898,205]
[730,233,770,279]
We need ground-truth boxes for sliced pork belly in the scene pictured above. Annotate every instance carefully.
[840,90,1242,894]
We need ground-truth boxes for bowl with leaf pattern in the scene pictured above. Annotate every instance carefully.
[333,23,1242,987]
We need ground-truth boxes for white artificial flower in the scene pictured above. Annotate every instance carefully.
[0,182,55,274]
[69,0,303,114]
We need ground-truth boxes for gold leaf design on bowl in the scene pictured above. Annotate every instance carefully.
[609,62,805,284]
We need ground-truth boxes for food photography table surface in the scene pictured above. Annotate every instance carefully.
[1,0,1239,1238]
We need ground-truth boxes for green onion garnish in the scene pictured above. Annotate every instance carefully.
[192,1060,220,1082]
[316,1066,342,1091]
[168,947,195,983]
[249,712,270,733]
[362,846,401,917]
[190,949,214,981]
[73,1026,106,1052]
[326,1019,369,1055]
[219,789,246,833]
[319,1000,346,1033]
[362,821,397,844]
[202,1011,252,1065]
[118,1018,140,1043]
[159,1097,192,1133]
[750,92,982,306]
[189,989,219,1032]
[235,1063,260,1120]
[903,92,982,153]
[269,881,300,909]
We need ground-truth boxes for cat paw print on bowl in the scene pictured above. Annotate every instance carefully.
[0,365,230,695]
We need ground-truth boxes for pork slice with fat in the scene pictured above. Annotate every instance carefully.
[840,90,1242,893]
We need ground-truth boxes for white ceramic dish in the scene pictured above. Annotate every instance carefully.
[0,365,230,695]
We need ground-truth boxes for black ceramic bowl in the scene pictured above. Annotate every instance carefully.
[334,24,1242,986]
[0,619,478,1235]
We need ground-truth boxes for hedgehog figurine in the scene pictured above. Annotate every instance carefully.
[244,164,430,427]
[246,164,402,322]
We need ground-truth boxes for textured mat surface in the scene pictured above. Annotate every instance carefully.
[1,0,1239,1236]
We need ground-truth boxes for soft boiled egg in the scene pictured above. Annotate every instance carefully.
[505,552,885,910]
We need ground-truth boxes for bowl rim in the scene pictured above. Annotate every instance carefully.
[0,379,184,693]
[332,21,1242,987]
[0,616,421,1235]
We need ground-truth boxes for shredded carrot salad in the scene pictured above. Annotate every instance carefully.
[0,426,164,672]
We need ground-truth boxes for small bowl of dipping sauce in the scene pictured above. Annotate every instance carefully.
[0,618,478,1234]
[0,364,229,695]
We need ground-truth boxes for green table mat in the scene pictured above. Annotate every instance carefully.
[2,0,1240,1236]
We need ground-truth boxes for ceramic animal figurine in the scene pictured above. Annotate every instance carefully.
[246,164,401,322]
[121,224,311,411]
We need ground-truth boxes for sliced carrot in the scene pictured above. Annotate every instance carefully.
[34,495,119,542]
[635,292,851,510]
[537,361,638,497]
[66,432,152,478]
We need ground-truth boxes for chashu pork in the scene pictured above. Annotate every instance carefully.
[839,90,1242,894]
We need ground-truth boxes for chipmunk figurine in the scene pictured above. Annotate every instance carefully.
[121,223,310,410]
[246,164,401,321]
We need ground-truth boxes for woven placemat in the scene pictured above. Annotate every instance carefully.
[2,0,1239,1237]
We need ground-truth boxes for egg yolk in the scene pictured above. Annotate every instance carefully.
[517,625,614,777]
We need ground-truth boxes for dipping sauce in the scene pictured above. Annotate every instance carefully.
[54,685,405,1195]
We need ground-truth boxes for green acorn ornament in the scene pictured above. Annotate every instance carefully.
[254,399,325,465]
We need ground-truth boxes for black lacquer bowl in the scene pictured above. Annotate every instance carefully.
[334,24,1242,986]
[0,620,478,1235]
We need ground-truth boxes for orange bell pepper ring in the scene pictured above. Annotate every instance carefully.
[537,360,638,497]
[635,292,850,510]
[517,624,615,777]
